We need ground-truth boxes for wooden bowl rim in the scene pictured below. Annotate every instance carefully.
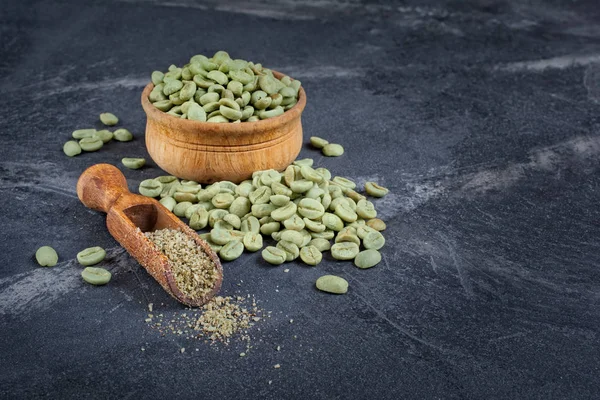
[140,69,306,137]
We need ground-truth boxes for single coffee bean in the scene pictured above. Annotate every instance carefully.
[79,137,103,152]
[241,216,260,233]
[322,143,344,157]
[122,158,146,169]
[210,228,236,245]
[260,221,281,235]
[293,158,314,167]
[316,275,348,294]
[330,242,359,260]
[354,249,382,269]
[365,182,389,197]
[243,232,263,252]
[299,245,322,266]
[77,246,107,266]
[262,246,287,265]
[219,240,244,261]
[283,214,305,231]
[334,202,358,223]
[276,240,300,262]
[280,230,304,247]
[309,136,328,149]
[99,112,119,126]
[113,128,133,142]
[35,246,58,267]
[269,195,290,207]
[173,201,193,217]
[212,192,235,209]
[159,196,176,212]
[72,128,96,139]
[63,141,82,157]
[93,130,113,143]
[271,202,297,221]
[189,208,209,230]
[322,212,344,231]
[307,238,331,252]
[81,267,112,285]
[297,198,325,219]
[366,218,386,231]
[363,231,385,250]
[139,179,163,197]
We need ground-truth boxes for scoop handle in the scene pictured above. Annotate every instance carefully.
[77,164,130,213]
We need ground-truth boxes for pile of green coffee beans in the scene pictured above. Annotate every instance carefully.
[148,51,301,122]
[63,112,135,157]
[138,158,389,269]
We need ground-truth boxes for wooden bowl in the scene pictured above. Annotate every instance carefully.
[141,71,306,184]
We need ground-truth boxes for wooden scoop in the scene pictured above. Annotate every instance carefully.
[77,163,223,307]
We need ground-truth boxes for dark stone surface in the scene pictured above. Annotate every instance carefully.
[1,0,599,398]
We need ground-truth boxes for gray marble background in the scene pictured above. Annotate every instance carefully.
[1,0,599,398]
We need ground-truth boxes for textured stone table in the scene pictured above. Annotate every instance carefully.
[1,0,599,398]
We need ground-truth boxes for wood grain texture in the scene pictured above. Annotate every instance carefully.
[141,71,306,184]
[77,163,223,307]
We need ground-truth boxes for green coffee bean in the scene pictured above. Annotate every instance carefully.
[210,228,236,245]
[300,246,322,266]
[251,204,276,218]
[219,240,244,261]
[303,218,326,233]
[212,193,235,209]
[113,128,133,142]
[322,143,344,157]
[159,196,176,212]
[241,216,260,233]
[363,231,385,250]
[187,103,207,121]
[139,179,163,197]
[208,209,228,227]
[332,176,356,190]
[260,170,281,186]
[63,141,82,157]
[276,240,300,262]
[207,70,228,86]
[81,267,112,285]
[35,246,58,267]
[189,208,209,230]
[356,225,377,239]
[79,137,103,152]
[271,202,297,221]
[219,181,238,194]
[214,219,234,231]
[249,186,272,204]
[321,193,332,210]
[151,71,164,85]
[282,214,305,231]
[173,201,193,217]
[184,203,203,219]
[300,229,312,247]
[354,249,382,269]
[308,238,331,252]
[258,106,284,119]
[121,158,146,169]
[153,100,173,111]
[92,129,113,143]
[228,196,250,218]
[262,246,286,265]
[223,213,241,229]
[310,136,328,149]
[365,182,389,197]
[174,192,198,204]
[207,115,229,123]
[300,166,324,183]
[334,202,358,223]
[163,80,183,96]
[272,182,293,197]
[270,195,290,207]
[180,81,197,101]
[330,242,359,260]
[280,230,304,247]
[243,232,263,252]
[77,246,106,266]
[297,198,325,219]
[293,158,314,167]
[366,218,386,231]
[290,179,313,193]
[334,230,360,246]
[356,199,377,219]
[310,230,335,240]
[305,185,325,199]
[315,167,332,181]
[316,275,348,294]
[200,92,220,105]
[72,129,96,139]
[197,183,220,201]
[260,221,281,235]
[99,112,118,126]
